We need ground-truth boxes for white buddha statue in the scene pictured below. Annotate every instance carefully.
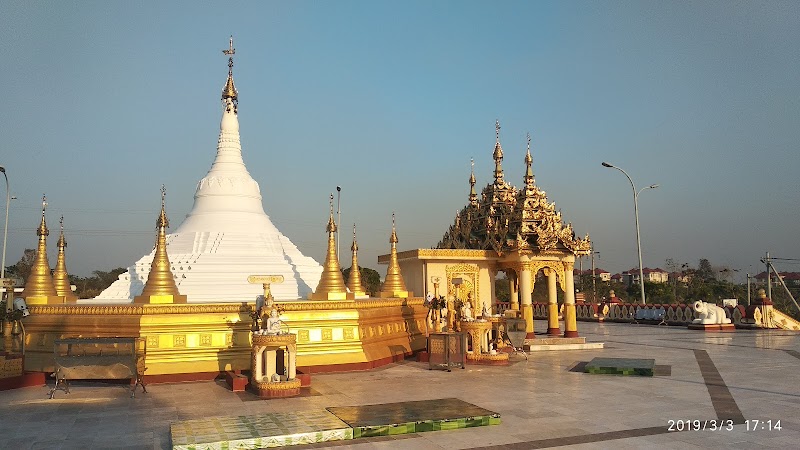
[265,307,282,334]
[461,300,474,321]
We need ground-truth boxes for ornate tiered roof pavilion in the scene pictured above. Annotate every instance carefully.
[381,122,591,338]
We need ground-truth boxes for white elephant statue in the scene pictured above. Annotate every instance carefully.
[692,301,731,325]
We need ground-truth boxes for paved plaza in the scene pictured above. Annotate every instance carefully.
[1,320,798,449]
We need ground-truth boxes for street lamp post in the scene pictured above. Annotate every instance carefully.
[1,166,9,281]
[336,186,341,258]
[602,162,658,305]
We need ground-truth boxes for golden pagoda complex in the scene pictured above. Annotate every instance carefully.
[51,216,77,303]
[21,39,428,379]
[379,124,592,339]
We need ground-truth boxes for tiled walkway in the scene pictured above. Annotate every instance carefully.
[0,320,798,449]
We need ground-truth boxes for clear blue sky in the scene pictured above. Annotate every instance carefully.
[1,1,798,282]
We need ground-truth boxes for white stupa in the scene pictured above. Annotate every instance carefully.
[97,38,323,302]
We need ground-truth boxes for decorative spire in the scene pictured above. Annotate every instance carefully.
[524,132,534,186]
[310,194,347,299]
[493,120,504,185]
[137,185,183,301]
[380,212,408,296]
[326,193,337,233]
[346,223,366,297]
[221,36,238,109]
[22,194,58,301]
[469,158,478,206]
[53,215,77,302]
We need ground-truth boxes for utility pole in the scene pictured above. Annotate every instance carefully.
[591,250,599,303]
[765,251,771,300]
[746,273,751,306]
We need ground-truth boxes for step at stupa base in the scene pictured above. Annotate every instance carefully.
[524,336,605,351]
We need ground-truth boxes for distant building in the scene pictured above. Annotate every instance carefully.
[573,268,611,282]
[621,267,669,285]
[755,271,800,287]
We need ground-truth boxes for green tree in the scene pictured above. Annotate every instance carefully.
[68,267,126,299]
[494,276,510,303]
[341,266,381,296]
[4,248,35,282]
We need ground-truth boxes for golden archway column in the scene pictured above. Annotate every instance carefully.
[563,262,579,337]
[509,273,519,311]
[545,268,560,336]
[519,263,534,337]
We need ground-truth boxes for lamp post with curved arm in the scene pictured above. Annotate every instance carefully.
[602,162,658,305]
[1,166,9,281]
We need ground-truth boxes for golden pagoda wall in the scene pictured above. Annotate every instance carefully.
[22,298,428,376]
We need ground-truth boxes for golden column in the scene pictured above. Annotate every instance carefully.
[563,262,579,337]
[518,262,534,337]
[21,195,58,304]
[379,213,409,298]
[134,185,187,304]
[309,194,347,300]
[52,216,77,303]
[545,268,560,335]
[346,224,367,299]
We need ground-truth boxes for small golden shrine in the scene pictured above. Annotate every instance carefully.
[381,123,591,339]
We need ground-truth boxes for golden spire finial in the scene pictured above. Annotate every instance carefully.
[351,223,358,252]
[221,35,238,103]
[493,121,504,184]
[37,194,49,236]
[390,212,398,244]
[326,193,337,233]
[525,132,534,184]
[346,223,366,297]
[157,184,169,229]
[58,215,66,248]
[469,158,478,205]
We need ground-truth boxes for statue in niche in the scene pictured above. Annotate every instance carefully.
[460,296,474,321]
[265,307,283,334]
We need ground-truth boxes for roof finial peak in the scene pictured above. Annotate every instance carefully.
[495,119,501,143]
[221,36,238,102]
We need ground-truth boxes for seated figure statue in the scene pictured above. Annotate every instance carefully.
[460,301,474,321]
[265,307,283,334]
[481,303,491,318]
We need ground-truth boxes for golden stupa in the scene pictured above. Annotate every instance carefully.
[309,194,348,300]
[21,195,58,304]
[346,224,367,299]
[379,213,410,298]
[52,216,78,303]
[134,185,187,304]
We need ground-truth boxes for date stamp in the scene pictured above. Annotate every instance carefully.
[667,419,782,432]
[667,419,734,431]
